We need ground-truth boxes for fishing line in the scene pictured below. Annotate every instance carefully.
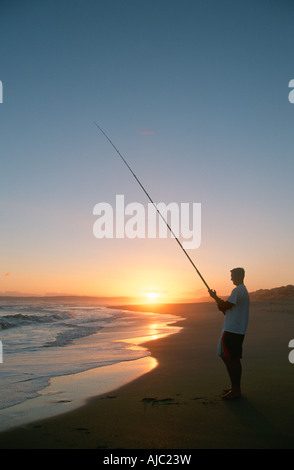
[93,121,210,291]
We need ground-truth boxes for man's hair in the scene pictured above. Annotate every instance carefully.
[230,267,245,281]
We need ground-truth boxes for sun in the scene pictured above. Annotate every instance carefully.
[144,291,161,303]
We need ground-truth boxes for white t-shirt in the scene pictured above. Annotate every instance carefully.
[223,284,250,335]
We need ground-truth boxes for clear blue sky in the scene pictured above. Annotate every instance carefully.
[1,0,293,299]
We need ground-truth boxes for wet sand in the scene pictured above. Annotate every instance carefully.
[1,300,294,449]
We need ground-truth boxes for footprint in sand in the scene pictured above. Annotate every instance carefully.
[141,397,184,407]
[202,400,219,405]
[141,397,157,404]
[190,396,221,406]
[75,427,91,434]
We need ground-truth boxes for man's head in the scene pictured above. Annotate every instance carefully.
[230,267,245,286]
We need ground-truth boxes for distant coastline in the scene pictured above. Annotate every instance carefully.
[0,285,293,304]
[248,284,294,301]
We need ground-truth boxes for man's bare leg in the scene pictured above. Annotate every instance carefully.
[221,357,242,399]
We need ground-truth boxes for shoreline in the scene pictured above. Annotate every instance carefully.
[0,356,158,433]
[0,305,183,433]
[1,300,294,449]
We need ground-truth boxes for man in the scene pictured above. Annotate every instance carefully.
[209,267,249,400]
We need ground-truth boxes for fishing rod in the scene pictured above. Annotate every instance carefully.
[93,122,211,291]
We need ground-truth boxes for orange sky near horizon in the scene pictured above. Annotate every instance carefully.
[1,232,291,302]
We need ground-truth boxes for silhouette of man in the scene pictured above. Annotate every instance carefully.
[209,267,249,400]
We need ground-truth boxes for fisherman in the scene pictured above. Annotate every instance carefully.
[209,267,249,400]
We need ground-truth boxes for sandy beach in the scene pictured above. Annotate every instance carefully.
[1,300,294,450]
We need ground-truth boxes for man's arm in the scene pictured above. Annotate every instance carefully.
[209,289,235,314]
[217,299,235,314]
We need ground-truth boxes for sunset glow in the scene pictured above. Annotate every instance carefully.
[144,291,161,302]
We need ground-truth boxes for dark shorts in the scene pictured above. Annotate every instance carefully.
[219,331,245,360]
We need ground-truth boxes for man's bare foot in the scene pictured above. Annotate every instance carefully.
[222,389,241,400]
[222,388,232,394]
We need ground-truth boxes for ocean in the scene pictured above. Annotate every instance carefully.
[0,299,182,431]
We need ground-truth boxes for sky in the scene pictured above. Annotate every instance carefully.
[1,0,294,302]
